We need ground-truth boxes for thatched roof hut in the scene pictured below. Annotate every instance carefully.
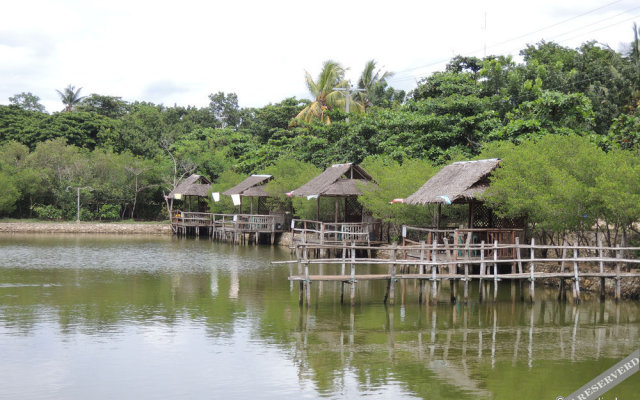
[222,174,273,214]
[168,174,212,199]
[291,163,374,197]
[405,159,500,205]
[291,163,375,222]
[223,175,272,197]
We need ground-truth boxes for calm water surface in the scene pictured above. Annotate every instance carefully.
[0,233,638,399]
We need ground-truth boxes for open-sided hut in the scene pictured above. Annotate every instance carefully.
[167,174,212,212]
[405,158,505,228]
[404,158,523,257]
[222,174,273,214]
[291,163,375,222]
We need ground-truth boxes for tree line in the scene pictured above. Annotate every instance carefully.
[1,33,640,245]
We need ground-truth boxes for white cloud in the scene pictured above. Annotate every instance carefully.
[1,0,638,113]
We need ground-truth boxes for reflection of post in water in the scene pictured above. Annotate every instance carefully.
[386,304,395,358]
[528,305,534,368]
[210,268,218,297]
[491,306,497,369]
[571,305,579,361]
[430,307,437,359]
[512,327,521,366]
[229,264,239,299]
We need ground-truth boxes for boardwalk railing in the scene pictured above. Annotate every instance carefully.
[279,240,640,307]
[402,226,524,259]
[291,219,381,245]
[171,211,288,244]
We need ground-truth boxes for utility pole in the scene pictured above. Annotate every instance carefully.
[67,186,93,223]
[333,84,365,123]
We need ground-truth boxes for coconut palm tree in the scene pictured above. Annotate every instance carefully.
[56,85,86,112]
[357,60,393,112]
[293,60,362,125]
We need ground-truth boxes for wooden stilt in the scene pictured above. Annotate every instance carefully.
[493,240,499,303]
[431,240,438,305]
[419,241,425,304]
[559,240,567,301]
[389,244,397,306]
[463,263,469,304]
[572,247,581,304]
[350,242,356,306]
[529,238,535,304]
[479,241,485,303]
[615,245,622,303]
[598,239,605,302]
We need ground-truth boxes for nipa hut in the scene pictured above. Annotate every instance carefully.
[222,174,273,214]
[167,174,212,212]
[291,163,375,222]
[404,159,505,228]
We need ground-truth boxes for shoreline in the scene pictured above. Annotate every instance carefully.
[0,222,172,235]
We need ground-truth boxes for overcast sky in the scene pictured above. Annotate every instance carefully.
[1,0,639,113]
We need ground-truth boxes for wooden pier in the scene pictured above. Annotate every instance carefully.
[291,219,384,246]
[279,240,640,307]
[171,211,288,245]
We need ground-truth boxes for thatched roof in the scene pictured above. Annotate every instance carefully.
[168,174,212,199]
[223,175,272,197]
[404,159,501,205]
[291,163,374,197]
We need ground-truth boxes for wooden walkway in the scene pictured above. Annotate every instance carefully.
[171,211,288,244]
[278,240,640,307]
[291,219,384,247]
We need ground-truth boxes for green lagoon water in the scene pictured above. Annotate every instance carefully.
[0,233,638,399]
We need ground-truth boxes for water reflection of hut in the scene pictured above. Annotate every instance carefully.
[167,174,212,213]
[222,174,273,214]
[291,163,375,222]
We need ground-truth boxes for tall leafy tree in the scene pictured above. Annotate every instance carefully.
[56,85,86,112]
[8,92,46,113]
[208,92,242,129]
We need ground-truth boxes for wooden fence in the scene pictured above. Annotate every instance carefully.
[278,239,640,307]
[171,211,287,244]
[291,219,382,246]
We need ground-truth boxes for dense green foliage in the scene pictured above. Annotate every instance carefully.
[1,38,640,239]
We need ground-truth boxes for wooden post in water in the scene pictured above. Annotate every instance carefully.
[558,240,567,301]
[572,247,581,304]
[431,240,438,305]
[304,244,311,307]
[296,246,303,306]
[340,244,347,304]
[444,237,455,304]
[529,238,535,304]
[493,240,499,303]
[388,243,397,306]
[418,241,425,304]
[615,245,622,303]
[350,241,356,306]
[516,237,524,302]
[598,240,605,302]
[479,241,485,303]
[463,259,469,304]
